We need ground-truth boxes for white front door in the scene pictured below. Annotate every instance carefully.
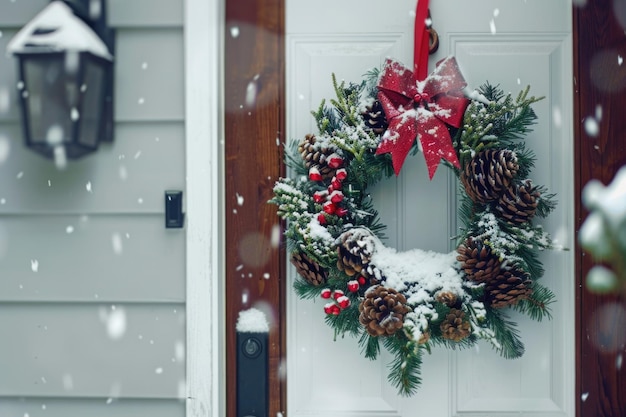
[285,1,574,416]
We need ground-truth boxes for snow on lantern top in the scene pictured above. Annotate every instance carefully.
[6,1,112,61]
[236,308,270,333]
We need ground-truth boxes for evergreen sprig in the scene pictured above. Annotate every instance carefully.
[456,83,544,170]
[359,331,381,360]
[513,281,556,321]
[328,74,362,127]
[325,302,362,337]
[483,308,525,359]
[383,333,424,396]
[293,277,325,300]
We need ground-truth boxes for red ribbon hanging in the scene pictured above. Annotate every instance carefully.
[414,0,431,81]
[375,57,470,179]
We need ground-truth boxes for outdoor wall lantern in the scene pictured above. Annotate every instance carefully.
[6,0,114,166]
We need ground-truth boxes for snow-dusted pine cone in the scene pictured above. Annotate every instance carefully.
[435,291,459,307]
[440,308,471,341]
[336,228,379,281]
[360,99,388,135]
[486,267,533,308]
[461,149,519,204]
[496,179,540,224]
[290,251,327,286]
[456,238,502,284]
[298,134,339,180]
[359,286,410,337]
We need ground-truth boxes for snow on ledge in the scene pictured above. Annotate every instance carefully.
[7,1,112,60]
[236,308,270,333]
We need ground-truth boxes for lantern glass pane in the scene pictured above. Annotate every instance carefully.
[21,53,74,149]
[78,57,106,149]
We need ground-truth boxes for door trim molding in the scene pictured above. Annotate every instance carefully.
[185,0,225,416]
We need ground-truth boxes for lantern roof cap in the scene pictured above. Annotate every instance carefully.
[7,1,112,60]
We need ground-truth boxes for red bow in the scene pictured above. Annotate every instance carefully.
[376,56,470,179]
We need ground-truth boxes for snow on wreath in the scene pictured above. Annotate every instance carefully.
[270,56,562,396]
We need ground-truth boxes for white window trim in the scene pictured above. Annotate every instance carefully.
[184,0,224,416]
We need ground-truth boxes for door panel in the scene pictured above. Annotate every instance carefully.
[286,1,574,416]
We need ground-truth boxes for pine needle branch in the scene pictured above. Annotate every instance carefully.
[484,308,525,359]
[325,303,362,337]
[383,333,423,396]
[513,281,556,321]
[358,331,381,360]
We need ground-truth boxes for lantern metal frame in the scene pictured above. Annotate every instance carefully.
[11,0,115,160]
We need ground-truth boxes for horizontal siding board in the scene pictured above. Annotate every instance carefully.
[0,304,186,398]
[0,1,47,26]
[0,215,184,302]
[115,29,184,122]
[109,0,183,27]
[0,122,184,214]
[0,398,185,417]
[0,1,189,412]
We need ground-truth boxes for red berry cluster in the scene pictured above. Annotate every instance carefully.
[347,275,367,292]
[310,161,348,225]
[321,288,350,315]
[319,273,368,315]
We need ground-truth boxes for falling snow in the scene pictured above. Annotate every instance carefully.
[245,74,260,107]
[584,117,599,137]
[111,233,123,254]
[101,306,127,340]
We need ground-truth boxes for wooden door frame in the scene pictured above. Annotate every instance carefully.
[215,1,625,417]
[223,1,286,416]
[573,1,626,416]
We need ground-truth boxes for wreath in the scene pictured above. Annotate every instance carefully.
[270,56,559,396]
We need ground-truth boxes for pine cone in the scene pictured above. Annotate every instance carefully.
[461,149,519,204]
[290,251,327,286]
[361,100,388,135]
[435,291,458,307]
[298,134,337,179]
[496,180,540,224]
[440,308,471,342]
[336,228,377,280]
[359,286,410,336]
[456,238,502,284]
[486,267,533,308]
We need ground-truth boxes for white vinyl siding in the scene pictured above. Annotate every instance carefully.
[0,1,187,416]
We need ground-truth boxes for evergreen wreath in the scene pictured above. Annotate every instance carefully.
[270,56,559,396]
